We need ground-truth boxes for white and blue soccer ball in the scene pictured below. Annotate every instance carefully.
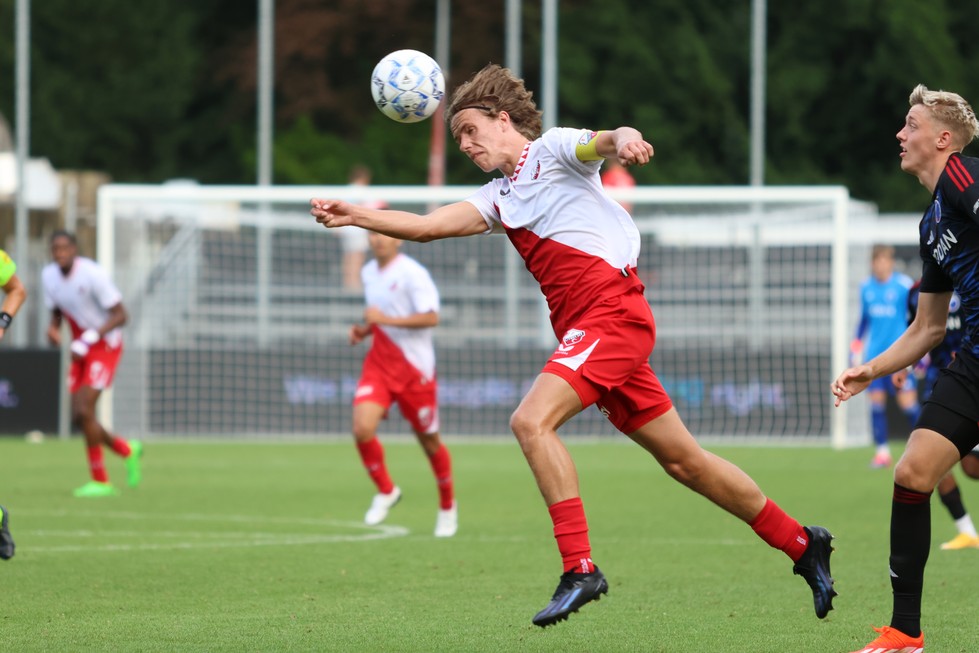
[370,50,445,123]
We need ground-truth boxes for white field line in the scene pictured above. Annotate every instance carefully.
[19,509,409,553]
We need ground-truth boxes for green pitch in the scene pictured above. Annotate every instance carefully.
[1,437,977,652]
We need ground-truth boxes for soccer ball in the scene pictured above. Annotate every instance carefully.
[370,50,445,123]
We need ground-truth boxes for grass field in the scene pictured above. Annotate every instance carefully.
[1,436,977,652]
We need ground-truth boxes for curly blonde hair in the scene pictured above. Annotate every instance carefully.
[910,84,979,149]
[446,64,543,140]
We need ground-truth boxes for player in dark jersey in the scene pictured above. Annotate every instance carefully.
[833,85,979,652]
[902,281,979,550]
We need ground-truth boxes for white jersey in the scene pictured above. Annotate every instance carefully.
[464,127,644,335]
[361,253,440,379]
[42,257,124,348]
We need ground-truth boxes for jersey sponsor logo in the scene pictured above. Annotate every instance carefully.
[577,131,598,146]
[932,228,959,264]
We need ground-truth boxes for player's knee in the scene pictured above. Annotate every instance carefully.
[661,455,708,489]
[893,456,936,492]
[509,408,542,442]
[71,405,96,426]
[961,454,979,479]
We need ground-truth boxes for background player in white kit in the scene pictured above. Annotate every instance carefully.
[348,231,456,537]
[312,64,834,630]
[42,231,143,498]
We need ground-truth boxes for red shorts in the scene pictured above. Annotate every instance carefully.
[543,290,672,433]
[354,358,439,435]
[68,343,122,393]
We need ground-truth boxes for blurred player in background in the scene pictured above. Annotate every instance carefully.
[0,247,27,559]
[42,231,143,498]
[832,84,979,653]
[313,64,835,629]
[900,281,979,550]
[0,248,27,343]
[338,165,388,292]
[852,244,919,468]
[347,231,456,537]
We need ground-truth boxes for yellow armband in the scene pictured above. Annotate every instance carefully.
[574,130,606,162]
[0,249,16,287]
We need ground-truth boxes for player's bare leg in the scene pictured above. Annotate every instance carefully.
[628,408,836,618]
[353,401,401,525]
[509,373,608,627]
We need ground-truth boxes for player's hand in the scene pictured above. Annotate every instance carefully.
[70,329,100,359]
[310,199,356,228]
[364,307,389,326]
[47,324,61,346]
[349,324,369,345]
[831,365,873,407]
[891,368,909,390]
[617,139,654,167]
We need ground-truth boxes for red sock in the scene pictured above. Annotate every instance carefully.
[87,446,109,483]
[356,438,395,495]
[749,498,809,562]
[549,497,594,573]
[427,443,454,510]
[108,436,131,458]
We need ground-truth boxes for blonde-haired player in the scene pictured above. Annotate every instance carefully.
[833,84,979,652]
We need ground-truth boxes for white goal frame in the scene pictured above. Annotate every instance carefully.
[97,183,874,447]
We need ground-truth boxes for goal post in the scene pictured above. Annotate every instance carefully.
[96,182,881,445]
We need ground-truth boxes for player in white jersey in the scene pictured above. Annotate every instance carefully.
[348,231,456,537]
[0,247,27,559]
[311,64,835,631]
[42,231,143,498]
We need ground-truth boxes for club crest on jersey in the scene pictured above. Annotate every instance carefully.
[557,328,586,353]
[933,198,942,224]
[532,161,541,180]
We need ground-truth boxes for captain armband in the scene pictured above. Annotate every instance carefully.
[574,130,606,162]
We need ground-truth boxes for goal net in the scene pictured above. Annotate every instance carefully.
[96,183,880,445]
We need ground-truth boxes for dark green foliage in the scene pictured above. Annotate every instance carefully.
[0,0,975,209]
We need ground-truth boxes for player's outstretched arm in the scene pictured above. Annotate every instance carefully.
[832,290,950,406]
[590,128,654,167]
[310,199,487,243]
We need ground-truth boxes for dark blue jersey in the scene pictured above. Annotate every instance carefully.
[917,153,979,358]
[907,279,963,369]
